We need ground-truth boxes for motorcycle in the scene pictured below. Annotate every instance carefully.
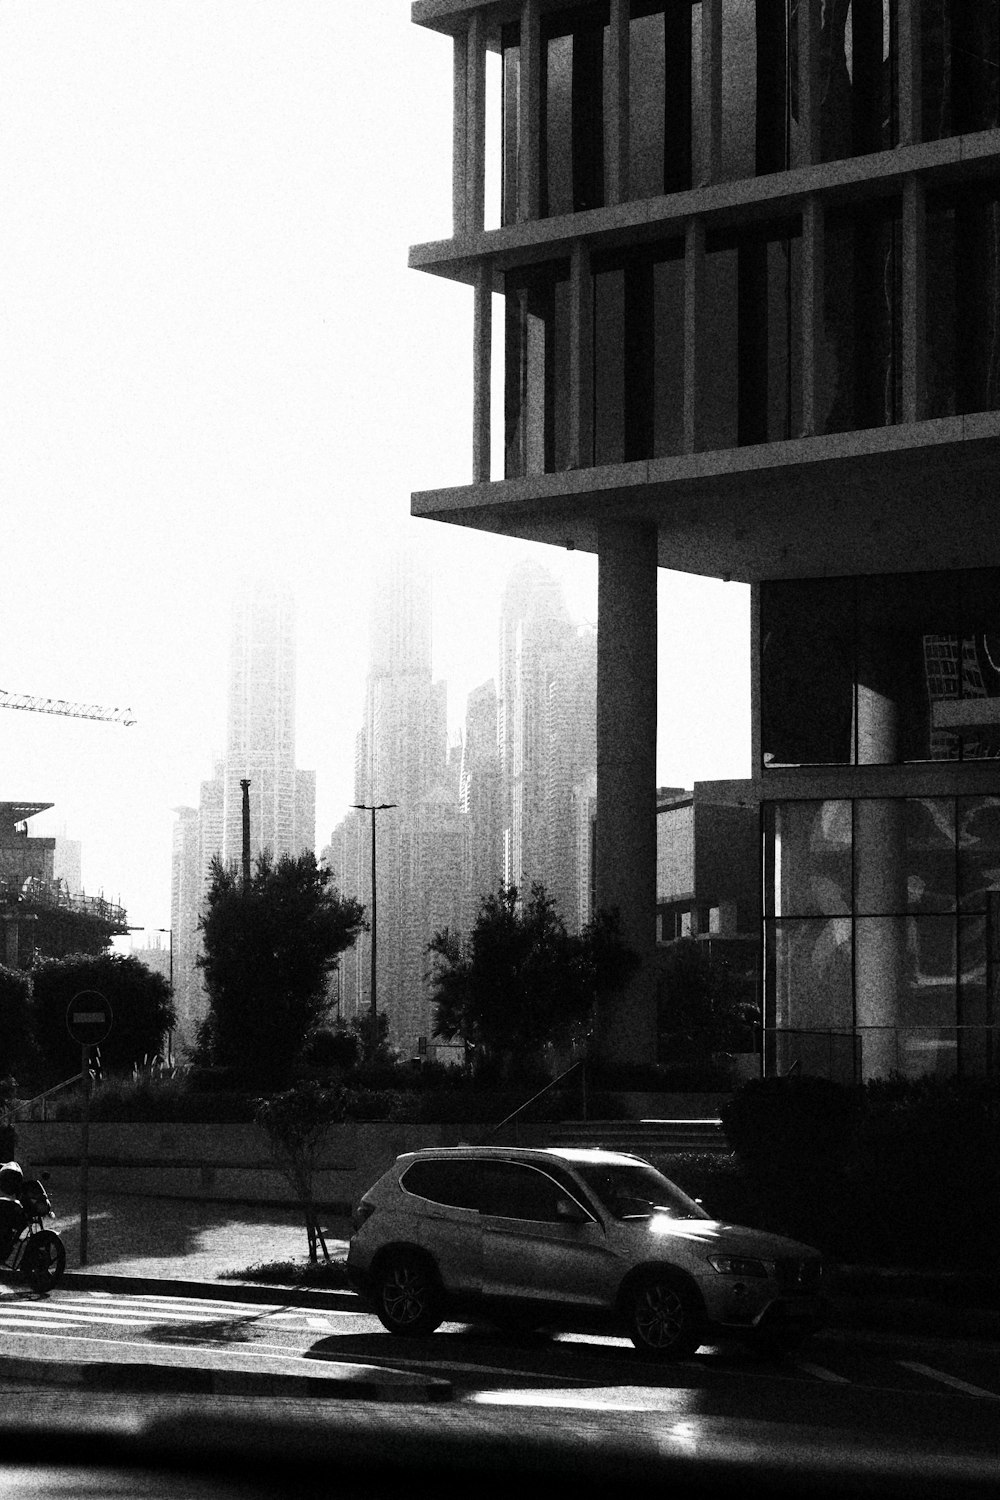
[2,1173,66,1292]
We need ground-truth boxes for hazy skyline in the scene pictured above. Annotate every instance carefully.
[0,2,749,935]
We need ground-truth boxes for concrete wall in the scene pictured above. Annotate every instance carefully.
[13,1097,731,1211]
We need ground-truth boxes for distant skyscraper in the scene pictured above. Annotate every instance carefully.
[497,562,595,927]
[170,580,315,1057]
[222,581,313,866]
[460,679,501,926]
[326,548,450,1054]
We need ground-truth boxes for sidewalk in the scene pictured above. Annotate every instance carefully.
[52,1188,351,1283]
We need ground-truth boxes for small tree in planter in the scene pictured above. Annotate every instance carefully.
[254,1082,347,1264]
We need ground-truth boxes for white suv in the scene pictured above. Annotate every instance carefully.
[347,1145,827,1358]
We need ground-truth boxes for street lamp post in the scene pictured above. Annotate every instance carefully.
[352,802,396,1055]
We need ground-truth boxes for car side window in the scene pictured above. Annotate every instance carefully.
[400,1159,480,1210]
[479,1161,575,1223]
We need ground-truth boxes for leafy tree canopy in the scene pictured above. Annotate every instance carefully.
[198,851,366,1089]
[255,1081,348,1262]
[0,965,37,1081]
[657,938,759,1058]
[31,952,175,1082]
[428,884,637,1082]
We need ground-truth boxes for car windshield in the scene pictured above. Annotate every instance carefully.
[570,1162,710,1221]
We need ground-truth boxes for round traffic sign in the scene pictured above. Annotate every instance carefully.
[66,991,113,1046]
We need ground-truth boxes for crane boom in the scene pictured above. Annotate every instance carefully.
[0,689,136,726]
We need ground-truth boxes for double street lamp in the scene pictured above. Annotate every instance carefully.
[352,802,396,1054]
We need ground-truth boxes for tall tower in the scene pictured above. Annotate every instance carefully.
[222,581,313,866]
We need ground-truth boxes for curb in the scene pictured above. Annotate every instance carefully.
[61,1269,360,1310]
[0,1344,450,1402]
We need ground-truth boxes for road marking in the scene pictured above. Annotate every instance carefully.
[898,1361,1000,1401]
[796,1361,850,1384]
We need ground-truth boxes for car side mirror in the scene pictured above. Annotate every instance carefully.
[555,1197,589,1225]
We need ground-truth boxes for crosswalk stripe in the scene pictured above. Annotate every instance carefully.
[898,1361,1000,1401]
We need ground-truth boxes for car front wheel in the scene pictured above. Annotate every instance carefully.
[373,1252,443,1337]
[627,1274,704,1360]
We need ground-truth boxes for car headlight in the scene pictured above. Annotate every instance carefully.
[707,1255,769,1278]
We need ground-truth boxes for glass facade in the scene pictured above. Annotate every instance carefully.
[761,570,1000,769]
[925,183,1000,419]
[764,795,1000,1079]
[504,261,571,478]
[922,2,1000,142]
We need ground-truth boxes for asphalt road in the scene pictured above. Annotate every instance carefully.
[0,1281,998,1454]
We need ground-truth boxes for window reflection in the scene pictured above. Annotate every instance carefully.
[761,570,1000,769]
[922,2,1000,143]
[925,186,1000,421]
[765,795,1000,1079]
[819,202,901,434]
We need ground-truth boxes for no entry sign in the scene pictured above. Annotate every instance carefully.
[66,991,113,1047]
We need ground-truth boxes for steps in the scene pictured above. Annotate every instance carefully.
[514,1117,730,1155]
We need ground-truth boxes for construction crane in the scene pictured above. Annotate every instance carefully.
[0,689,136,726]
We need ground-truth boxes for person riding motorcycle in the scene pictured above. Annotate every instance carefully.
[0,1163,28,1258]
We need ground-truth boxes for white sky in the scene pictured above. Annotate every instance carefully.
[0,1,749,935]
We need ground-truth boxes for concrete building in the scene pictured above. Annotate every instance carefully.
[410,0,1000,1080]
[0,802,127,965]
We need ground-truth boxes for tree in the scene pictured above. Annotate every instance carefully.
[428,883,637,1082]
[254,1083,347,1263]
[31,952,175,1081]
[0,965,37,1080]
[656,939,759,1059]
[198,851,366,1089]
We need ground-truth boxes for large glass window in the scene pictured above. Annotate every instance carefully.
[925,184,1000,421]
[541,4,607,217]
[922,2,999,143]
[504,261,571,478]
[592,241,685,464]
[703,220,802,449]
[765,794,1000,1079]
[818,201,901,434]
[761,569,1000,770]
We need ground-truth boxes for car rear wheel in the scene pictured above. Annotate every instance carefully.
[627,1274,704,1360]
[373,1252,443,1337]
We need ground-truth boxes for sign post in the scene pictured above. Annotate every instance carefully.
[66,992,113,1267]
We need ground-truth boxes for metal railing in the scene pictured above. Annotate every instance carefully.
[486,1058,586,1144]
[10,1073,85,1123]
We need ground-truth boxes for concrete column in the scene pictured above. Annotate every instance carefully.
[452,33,469,235]
[700,0,722,184]
[797,0,822,164]
[473,264,492,482]
[897,0,922,147]
[902,177,927,424]
[568,241,593,469]
[854,631,907,1080]
[518,0,541,221]
[606,0,630,205]
[466,11,487,234]
[683,217,707,453]
[801,196,825,436]
[594,520,658,1067]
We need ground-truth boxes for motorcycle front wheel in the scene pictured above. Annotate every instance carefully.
[23,1230,66,1291]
